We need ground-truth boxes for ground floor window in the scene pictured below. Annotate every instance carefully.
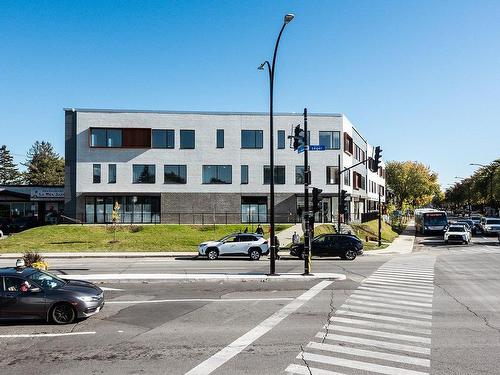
[241,197,267,223]
[85,196,160,224]
[296,196,333,223]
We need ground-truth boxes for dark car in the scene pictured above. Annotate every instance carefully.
[0,265,104,324]
[0,218,12,235]
[455,219,476,235]
[9,216,38,233]
[290,233,364,260]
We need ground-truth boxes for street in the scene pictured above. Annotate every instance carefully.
[1,234,499,374]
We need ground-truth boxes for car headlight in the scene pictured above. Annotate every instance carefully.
[77,295,99,302]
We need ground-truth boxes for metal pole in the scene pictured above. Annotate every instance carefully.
[303,108,311,275]
[378,189,382,247]
[337,154,341,234]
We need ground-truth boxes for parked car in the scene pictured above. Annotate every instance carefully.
[479,217,500,235]
[444,225,471,244]
[0,264,104,324]
[0,218,11,236]
[9,216,38,233]
[455,219,476,235]
[290,234,363,261]
[198,233,269,260]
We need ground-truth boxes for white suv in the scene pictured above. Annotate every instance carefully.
[479,217,500,235]
[444,225,471,244]
[198,233,269,260]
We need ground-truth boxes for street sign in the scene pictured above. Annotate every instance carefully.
[309,145,326,151]
[297,145,306,154]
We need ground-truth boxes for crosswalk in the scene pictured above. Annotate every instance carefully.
[285,256,436,375]
[442,246,499,255]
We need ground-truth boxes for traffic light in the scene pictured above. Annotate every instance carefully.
[312,187,323,213]
[339,189,349,215]
[373,146,382,172]
[292,125,304,150]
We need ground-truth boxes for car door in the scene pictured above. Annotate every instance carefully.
[311,236,327,256]
[2,276,46,319]
[238,235,256,255]
[218,235,240,255]
[324,236,341,257]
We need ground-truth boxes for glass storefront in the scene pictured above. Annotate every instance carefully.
[85,196,160,224]
[241,197,267,223]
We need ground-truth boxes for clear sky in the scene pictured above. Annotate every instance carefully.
[1,0,499,188]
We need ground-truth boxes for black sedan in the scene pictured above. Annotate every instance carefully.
[290,233,364,260]
[0,266,104,324]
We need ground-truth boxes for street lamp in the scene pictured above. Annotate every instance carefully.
[470,163,498,210]
[259,13,294,275]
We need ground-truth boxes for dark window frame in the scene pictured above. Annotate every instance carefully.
[164,164,187,184]
[295,166,304,185]
[202,165,232,184]
[132,164,156,184]
[263,165,285,185]
[216,129,224,149]
[108,164,116,184]
[326,166,339,185]
[180,130,196,149]
[277,130,286,149]
[93,164,101,184]
[319,131,341,150]
[241,165,249,184]
[241,130,264,149]
[152,129,175,149]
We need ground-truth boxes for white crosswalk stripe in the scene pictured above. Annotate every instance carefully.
[284,256,435,375]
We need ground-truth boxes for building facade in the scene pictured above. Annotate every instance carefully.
[64,109,385,224]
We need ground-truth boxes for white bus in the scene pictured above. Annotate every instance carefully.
[415,209,448,234]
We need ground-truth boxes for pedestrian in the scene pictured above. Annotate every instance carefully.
[292,231,300,245]
[243,227,248,233]
[256,224,264,235]
[274,235,280,260]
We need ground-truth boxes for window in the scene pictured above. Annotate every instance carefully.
[326,166,339,185]
[344,133,353,154]
[264,165,285,184]
[133,164,155,183]
[4,277,25,292]
[164,165,186,184]
[277,130,285,149]
[344,170,351,186]
[241,165,248,184]
[295,166,304,184]
[180,130,195,149]
[108,164,116,184]
[90,128,151,148]
[202,165,232,184]
[93,164,101,183]
[107,129,122,147]
[216,129,224,148]
[241,130,263,149]
[90,128,106,147]
[152,129,174,148]
[319,131,340,149]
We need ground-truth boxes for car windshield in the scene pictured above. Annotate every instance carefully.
[28,270,66,290]
[449,226,465,232]
[486,219,500,225]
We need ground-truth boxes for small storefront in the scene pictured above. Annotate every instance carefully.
[84,195,161,224]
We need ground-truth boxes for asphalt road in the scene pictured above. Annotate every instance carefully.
[1,234,499,374]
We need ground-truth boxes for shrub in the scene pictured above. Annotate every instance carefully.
[23,251,44,267]
[128,225,143,233]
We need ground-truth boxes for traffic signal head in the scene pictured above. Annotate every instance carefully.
[373,146,382,172]
[339,189,349,215]
[293,125,304,150]
[312,187,323,213]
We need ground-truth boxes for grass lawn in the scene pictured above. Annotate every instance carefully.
[350,219,399,246]
[0,224,292,253]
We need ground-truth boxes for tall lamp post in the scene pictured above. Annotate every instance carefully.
[259,13,294,276]
[470,163,498,210]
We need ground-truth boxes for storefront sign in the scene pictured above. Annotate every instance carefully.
[30,189,64,201]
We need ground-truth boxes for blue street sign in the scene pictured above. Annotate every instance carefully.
[297,145,305,154]
[309,145,326,151]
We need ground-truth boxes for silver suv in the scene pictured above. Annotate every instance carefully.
[198,233,269,260]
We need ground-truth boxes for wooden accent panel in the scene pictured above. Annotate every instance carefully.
[123,128,152,148]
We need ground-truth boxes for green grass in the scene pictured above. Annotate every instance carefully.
[0,224,292,253]
[350,219,399,244]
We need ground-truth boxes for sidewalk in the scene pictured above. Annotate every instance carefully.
[0,251,196,259]
[367,221,416,255]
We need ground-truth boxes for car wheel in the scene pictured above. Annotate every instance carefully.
[51,303,76,325]
[206,248,219,260]
[249,248,261,261]
[344,249,357,261]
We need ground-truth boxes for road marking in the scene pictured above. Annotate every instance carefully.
[363,280,434,291]
[298,351,429,375]
[331,316,432,335]
[373,272,434,280]
[342,304,433,320]
[61,273,345,281]
[358,283,434,295]
[346,298,433,313]
[335,310,432,326]
[366,276,434,286]
[0,331,96,338]
[107,297,294,304]
[329,325,431,344]
[285,364,345,375]
[100,287,124,291]
[316,333,431,354]
[349,293,433,307]
[184,280,332,375]
[353,290,433,302]
[307,341,430,367]
[358,286,433,298]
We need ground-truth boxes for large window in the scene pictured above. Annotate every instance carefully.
[216,129,224,148]
[241,130,263,149]
[203,165,232,184]
[85,196,160,224]
[90,128,151,148]
[164,165,187,184]
[326,166,339,185]
[277,130,286,149]
[264,165,285,184]
[108,164,116,184]
[93,164,101,183]
[180,130,195,149]
[90,128,123,147]
[152,129,174,149]
[344,170,351,186]
[319,131,340,149]
[133,164,156,183]
[295,166,304,184]
[241,165,248,184]
[344,133,353,154]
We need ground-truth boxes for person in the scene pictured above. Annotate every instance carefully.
[274,235,280,260]
[19,281,31,293]
[292,231,300,245]
[243,227,248,233]
[255,224,264,235]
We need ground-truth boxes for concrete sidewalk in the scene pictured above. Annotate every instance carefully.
[367,221,416,255]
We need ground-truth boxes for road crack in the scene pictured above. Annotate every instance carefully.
[299,345,313,375]
[321,286,336,343]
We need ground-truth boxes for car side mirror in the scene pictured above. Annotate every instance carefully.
[29,287,41,293]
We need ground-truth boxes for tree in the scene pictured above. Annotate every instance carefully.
[386,161,441,210]
[111,201,121,243]
[23,141,64,185]
[0,145,22,184]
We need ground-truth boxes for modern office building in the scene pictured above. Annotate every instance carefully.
[64,108,385,224]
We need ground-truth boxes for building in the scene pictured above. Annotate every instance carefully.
[64,108,385,224]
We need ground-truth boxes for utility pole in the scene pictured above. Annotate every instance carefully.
[337,154,341,234]
[303,108,311,275]
[378,187,382,247]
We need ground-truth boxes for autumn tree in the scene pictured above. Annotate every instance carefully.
[23,141,64,185]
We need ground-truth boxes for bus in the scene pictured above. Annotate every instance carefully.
[415,210,448,234]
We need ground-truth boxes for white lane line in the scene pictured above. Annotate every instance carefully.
[373,272,434,280]
[349,294,433,307]
[342,304,432,320]
[285,364,345,375]
[367,277,434,286]
[346,299,433,313]
[107,297,294,304]
[329,325,431,344]
[358,283,435,296]
[316,333,431,355]
[0,331,96,338]
[358,286,434,298]
[378,267,434,273]
[299,351,429,375]
[100,287,124,291]
[331,317,431,335]
[307,341,430,367]
[363,280,434,291]
[353,290,433,302]
[184,280,332,375]
[335,310,432,327]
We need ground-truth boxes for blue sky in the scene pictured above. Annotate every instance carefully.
[1,0,499,188]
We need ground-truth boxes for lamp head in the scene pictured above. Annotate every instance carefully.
[258,63,265,70]
[284,14,294,24]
